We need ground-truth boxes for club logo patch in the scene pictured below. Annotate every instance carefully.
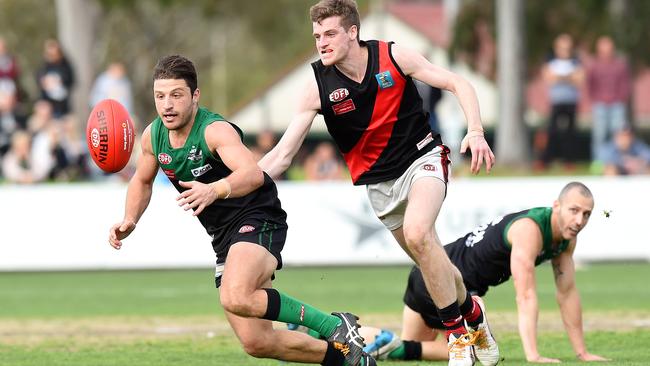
[422,164,437,171]
[191,164,212,177]
[158,153,172,165]
[90,128,100,148]
[187,145,203,162]
[332,99,356,115]
[375,70,395,89]
[238,225,255,233]
[328,88,349,102]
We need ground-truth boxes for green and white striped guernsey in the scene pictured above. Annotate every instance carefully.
[149,107,287,255]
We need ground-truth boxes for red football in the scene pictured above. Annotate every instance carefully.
[86,99,135,173]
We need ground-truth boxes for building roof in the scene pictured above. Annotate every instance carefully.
[386,1,449,48]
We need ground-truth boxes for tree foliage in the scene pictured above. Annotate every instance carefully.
[1,0,366,129]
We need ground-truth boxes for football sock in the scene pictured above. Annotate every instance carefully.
[307,328,323,339]
[438,301,467,338]
[460,292,484,329]
[387,340,422,360]
[262,288,340,337]
[321,341,346,366]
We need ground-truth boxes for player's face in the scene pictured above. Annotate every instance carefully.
[153,79,198,131]
[554,189,594,240]
[313,16,357,66]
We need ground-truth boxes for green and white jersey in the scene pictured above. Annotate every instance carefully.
[150,107,287,254]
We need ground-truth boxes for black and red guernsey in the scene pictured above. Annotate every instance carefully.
[311,40,442,185]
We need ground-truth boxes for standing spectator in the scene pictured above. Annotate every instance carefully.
[90,62,134,116]
[587,36,631,160]
[0,35,28,104]
[541,34,584,169]
[597,124,650,176]
[0,36,19,86]
[304,141,346,181]
[36,39,74,118]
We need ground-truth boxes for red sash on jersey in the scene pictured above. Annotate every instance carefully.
[342,41,406,183]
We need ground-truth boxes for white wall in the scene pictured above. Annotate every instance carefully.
[1,177,648,271]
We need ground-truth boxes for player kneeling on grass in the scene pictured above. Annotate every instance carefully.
[108,54,375,366]
[356,182,610,364]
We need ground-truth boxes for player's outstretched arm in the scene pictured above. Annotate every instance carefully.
[109,126,158,250]
[391,43,495,174]
[552,244,610,362]
[177,121,264,216]
[258,77,320,179]
[509,219,560,363]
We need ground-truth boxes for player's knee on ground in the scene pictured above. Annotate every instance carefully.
[220,288,256,317]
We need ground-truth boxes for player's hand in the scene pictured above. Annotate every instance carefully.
[177,180,218,216]
[527,355,561,363]
[577,352,610,362]
[460,131,495,174]
[108,220,136,250]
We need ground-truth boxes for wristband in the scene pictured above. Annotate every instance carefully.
[211,179,231,199]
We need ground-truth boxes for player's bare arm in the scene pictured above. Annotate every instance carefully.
[176,121,264,216]
[390,43,495,174]
[109,125,159,250]
[509,219,560,363]
[552,243,610,362]
[258,76,320,179]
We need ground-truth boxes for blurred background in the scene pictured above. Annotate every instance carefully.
[1,2,649,365]
[1,0,649,268]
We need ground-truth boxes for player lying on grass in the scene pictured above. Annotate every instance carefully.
[108,55,374,366]
[358,182,610,363]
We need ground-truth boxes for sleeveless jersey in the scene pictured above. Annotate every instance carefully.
[150,107,287,253]
[311,40,442,185]
[444,207,570,295]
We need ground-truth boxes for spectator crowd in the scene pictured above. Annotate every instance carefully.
[1,33,649,185]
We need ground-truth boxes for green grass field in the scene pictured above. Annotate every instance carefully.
[1,263,649,365]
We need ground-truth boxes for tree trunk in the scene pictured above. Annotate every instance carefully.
[55,0,100,134]
[495,0,529,166]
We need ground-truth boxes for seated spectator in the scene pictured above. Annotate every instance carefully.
[303,141,346,181]
[597,124,650,176]
[57,114,90,180]
[27,100,72,181]
[1,130,53,183]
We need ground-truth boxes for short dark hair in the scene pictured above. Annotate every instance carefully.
[152,55,198,94]
[559,181,593,202]
[310,0,360,38]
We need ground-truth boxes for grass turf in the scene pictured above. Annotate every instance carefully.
[1,263,649,365]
